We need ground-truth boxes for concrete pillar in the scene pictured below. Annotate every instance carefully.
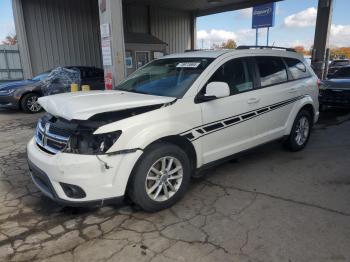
[311,0,334,79]
[98,0,126,87]
[12,0,33,79]
[190,13,197,50]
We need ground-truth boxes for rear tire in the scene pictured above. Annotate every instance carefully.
[284,110,312,152]
[21,93,42,113]
[128,142,191,212]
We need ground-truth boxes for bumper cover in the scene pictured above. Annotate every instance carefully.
[0,93,19,108]
[27,138,142,206]
[319,90,350,108]
[28,159,123,207]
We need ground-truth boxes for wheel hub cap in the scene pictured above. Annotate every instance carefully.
[295,116,310,146]
[145,156,183,202]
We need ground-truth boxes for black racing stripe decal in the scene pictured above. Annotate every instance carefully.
[180,95,306,136]
[181,95,306,142]
[196,129,204,134]
[241,112,256,119]
[183,133,195,140]
[203,123,224,132]
[224,117,240,125]
[257,108,269,114]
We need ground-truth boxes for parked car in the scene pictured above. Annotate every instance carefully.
[319,65,350,110]
[327,59,350,76]
[27,47,319,211]
[0,66,104,113]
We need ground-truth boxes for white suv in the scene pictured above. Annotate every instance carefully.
[27,47,319,211]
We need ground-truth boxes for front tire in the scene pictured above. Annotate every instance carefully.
[21,93,42,113]
[128,142,191,212]
[284,110,312,151]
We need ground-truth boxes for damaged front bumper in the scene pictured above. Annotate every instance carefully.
[27,138,142,206]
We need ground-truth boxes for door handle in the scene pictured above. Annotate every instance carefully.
[288,87,297,93]
[247,98,260,104]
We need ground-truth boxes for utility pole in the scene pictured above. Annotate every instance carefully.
[311,0,334,79]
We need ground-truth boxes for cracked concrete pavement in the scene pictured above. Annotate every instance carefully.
[0,107,349,262]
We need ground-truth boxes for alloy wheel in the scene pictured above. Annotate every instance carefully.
[145,156,183,202]
[27,96,41,112]
[295,116,310,146]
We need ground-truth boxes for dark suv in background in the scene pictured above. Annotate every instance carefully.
[0,66,104,113]
[328,59,350,76]
[320,65,350,110]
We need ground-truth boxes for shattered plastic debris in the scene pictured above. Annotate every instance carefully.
[41,67,81,96]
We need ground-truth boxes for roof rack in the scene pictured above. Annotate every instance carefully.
[236,45,296,52]
[184,49,215,52]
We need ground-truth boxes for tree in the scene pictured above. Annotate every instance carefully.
[212,39,237,49]
[293,45,311,56]
[330,47,350,60]
[2,34,17,45]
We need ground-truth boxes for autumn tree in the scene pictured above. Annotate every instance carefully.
[330,47,350,59]
[293,45,310,56]
[213,39,237,49]
[1,34,17,45]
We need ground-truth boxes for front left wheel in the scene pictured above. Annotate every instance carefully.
[21,93,42,113]
[128,142,191,212]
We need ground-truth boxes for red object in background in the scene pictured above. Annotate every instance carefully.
[105,73,113,90]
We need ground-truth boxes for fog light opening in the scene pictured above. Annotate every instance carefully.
[60,183,86,199]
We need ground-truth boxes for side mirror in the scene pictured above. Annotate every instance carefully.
[199,82,230,102]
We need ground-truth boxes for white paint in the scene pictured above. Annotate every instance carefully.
[28,48,319,205]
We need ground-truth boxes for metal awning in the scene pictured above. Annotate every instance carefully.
[124,0,282,16]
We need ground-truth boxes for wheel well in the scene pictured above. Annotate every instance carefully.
[151,135,197,175]
[18,91,41,110]
[300,104,315,125]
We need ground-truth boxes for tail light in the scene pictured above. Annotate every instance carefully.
[317,79,321,88]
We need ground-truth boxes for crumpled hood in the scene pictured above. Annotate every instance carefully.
[38,90,175,120]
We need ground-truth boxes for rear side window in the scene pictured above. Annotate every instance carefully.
[255,57,288,87]
[284,58,311,80]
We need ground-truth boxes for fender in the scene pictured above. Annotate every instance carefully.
[94,97,203,163]
[284,95,317,136]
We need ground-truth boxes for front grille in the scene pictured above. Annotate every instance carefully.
[49,125,75,137]
[320,89,350,104]
[35,118,70,154]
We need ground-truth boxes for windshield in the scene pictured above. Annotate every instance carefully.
[114,58,214,98]
[331,60,350,67]
[332,67,350,78]
[32,71,50,81]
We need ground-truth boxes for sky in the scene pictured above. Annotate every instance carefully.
[197,0,350,49]
[0,0,349,48]
[0,0,15,42]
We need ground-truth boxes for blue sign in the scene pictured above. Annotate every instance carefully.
[252,2,276,29]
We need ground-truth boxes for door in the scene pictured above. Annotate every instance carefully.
[199,58,260,164]
[136,51,150,69]
[249,56,301,144]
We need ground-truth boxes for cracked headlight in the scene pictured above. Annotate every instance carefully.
[65,130,122,155]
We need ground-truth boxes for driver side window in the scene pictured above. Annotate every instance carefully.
[209,58,253,95]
